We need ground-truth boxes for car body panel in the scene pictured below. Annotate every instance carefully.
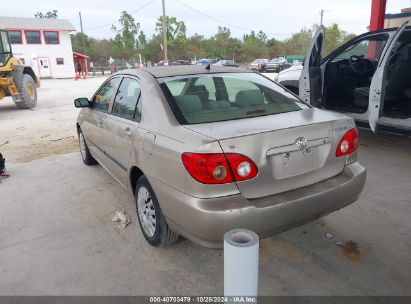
[249,59,269,72]
[183,108,353,198]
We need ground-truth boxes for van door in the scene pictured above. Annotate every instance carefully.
[368,22,408,132]
[299,26,325,107]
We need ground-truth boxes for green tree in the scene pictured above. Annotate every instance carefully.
[267,38,287,58]
[155,16,187,42]
[284,27,313,55]
[323,23,355,56]
[71,32,92,55]
[241,31,269,62]
[35,10,58,19]
[112,11,141,59]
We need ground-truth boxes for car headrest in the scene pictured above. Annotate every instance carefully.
[187,84,210,103]
[235,90,265,108]
[174,95,203,113]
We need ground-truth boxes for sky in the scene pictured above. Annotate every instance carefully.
[3,0,411,40]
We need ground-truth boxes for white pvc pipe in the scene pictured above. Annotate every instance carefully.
[224,229,259,298]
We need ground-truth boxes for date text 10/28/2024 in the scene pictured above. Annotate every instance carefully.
[149,296,257,303]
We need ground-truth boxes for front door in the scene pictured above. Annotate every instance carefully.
[85,77,121,161]
[300,26,325,107]
[368,21,408,132]
[37,57,51,78]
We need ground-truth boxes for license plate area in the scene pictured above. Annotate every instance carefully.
[266,138,331,180]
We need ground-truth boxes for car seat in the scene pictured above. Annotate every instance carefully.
[235,90,265,108]
[353,87,370,108]
[174,95,203,113]
[186,85,209,106]
[385,45,411,101]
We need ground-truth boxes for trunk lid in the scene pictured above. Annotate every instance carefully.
[183,108,354,199]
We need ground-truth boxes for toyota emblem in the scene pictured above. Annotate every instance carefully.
[295,137,308,149]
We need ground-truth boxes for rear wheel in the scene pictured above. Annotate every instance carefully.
[13,74,37,109]
[135,176,179,247]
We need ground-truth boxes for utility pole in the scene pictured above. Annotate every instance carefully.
[162,0,168,64]
[320,9,324,26]
[79,12,87,56]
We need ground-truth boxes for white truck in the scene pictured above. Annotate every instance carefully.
[276,23,411,134]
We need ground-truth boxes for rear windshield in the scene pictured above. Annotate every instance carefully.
[159,72,308,124]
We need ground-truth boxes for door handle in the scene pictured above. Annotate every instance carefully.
[122,128,133,137]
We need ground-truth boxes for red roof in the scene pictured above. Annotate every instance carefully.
[73,52,89,59]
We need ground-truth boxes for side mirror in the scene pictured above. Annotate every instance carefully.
[74,97,91,108]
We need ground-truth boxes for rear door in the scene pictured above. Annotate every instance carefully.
[368,22,408,132]
[102,76,142,186]
[299,26,325,107]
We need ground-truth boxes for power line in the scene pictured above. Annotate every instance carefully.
[174,0,292,36]
[84,0,157,31]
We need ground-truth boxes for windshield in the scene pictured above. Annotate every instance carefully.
[270,59,280,63]
[159,72,308,124]
[0,31,12,67]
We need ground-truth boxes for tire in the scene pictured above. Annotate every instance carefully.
[135,176,179,247]
[78,129,97,165]
[13,74,37,109]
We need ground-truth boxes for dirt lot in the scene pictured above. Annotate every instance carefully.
[0,78,104,163]
[0,78,410,296]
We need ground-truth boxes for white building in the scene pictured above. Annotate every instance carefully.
[0,16,76,78]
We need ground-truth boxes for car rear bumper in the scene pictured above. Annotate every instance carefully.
[150,161,366,248]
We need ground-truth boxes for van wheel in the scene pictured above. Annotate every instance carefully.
[78,129,97,165]
[135,176,179,247]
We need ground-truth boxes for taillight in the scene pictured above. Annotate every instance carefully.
[181,153,258,184]
[335,128,359,157]
[225,153,258,182]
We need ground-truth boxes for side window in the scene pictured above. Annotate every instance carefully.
[93,77,120,112]
[333,35,388,61]
[112,77,141,120]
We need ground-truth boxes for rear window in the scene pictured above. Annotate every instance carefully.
[159,72,308,124]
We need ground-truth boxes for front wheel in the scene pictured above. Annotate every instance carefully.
[13,74,37,109]
[135,176,179,247]
[78,129,97,165]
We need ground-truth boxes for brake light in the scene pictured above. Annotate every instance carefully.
[181,153,258,184]
[335,128,359,157]
[225,153,258,182]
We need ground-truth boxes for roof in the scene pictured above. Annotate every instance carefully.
[73,52,89,59]
[0,16,76,31]
[120,65,249,78]
[385,12,411,19]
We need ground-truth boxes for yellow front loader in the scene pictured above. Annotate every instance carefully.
[0,30,40,109]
